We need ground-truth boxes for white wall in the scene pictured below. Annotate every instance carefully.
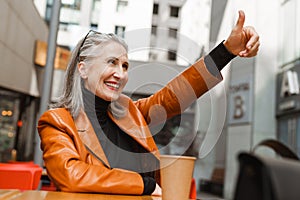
[216,0,280,199]
[252,0,279,145]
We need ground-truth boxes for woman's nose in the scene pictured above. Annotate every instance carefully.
[113,72,120,79]
[113,65,125,79]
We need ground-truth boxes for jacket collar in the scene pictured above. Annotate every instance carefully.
[74,109,111,167]
[108,96,160,159]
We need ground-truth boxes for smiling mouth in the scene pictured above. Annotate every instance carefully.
[105,82,120,89]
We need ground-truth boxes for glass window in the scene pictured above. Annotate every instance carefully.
[153,3,159,15]
[278,0,298,65]
[45,6,52,23]
[59,23,69,31]
[116,0,128,12]
[60,8,81,25]
[45,0,54,23]
[169,28,177,39]
[61,0,81,10]
[91,0,101,26]
[0,90,20,162]
[90,23,98,30]
[151,25,157,35]
[278,117,291,147]
[46,0,81,26]
[168,50,177,61]
[92,0,101,10]
[0,88,39,162]
[170,6,180,18]
[115,26,126,38]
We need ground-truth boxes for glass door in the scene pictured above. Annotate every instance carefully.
[0,90,20,162]
[277,114,300,157]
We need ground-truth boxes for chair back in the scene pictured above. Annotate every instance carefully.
[0,162,43,190]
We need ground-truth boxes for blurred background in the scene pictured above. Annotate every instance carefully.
[1,0,300,199]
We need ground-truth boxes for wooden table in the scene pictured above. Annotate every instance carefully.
[0,189,21,200]
[0,189,222,200]
[0,190,161,200]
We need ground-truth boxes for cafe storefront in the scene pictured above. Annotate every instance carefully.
[0,87,39,162]
[0,37,71,163]
[276,61,300,156]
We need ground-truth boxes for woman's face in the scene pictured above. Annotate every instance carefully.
[78,41,129,101]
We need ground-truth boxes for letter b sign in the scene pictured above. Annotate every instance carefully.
[233,95,244,119]
[228,76,252,125]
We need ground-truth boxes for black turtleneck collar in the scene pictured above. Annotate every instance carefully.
[82,83,110,114]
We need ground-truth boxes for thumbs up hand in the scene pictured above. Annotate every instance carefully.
[224,10,260,57]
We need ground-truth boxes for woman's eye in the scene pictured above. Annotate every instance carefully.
[122,64,129,71]
[108,59,116,65]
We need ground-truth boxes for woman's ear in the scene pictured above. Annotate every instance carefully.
[78,62,88,79]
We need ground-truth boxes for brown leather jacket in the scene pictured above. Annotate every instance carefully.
[37,58,222,195]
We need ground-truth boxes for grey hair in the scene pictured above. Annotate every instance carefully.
[50,31,128,119]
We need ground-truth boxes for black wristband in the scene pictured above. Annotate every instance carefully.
[142,176,156,195]
[205,40,236,72]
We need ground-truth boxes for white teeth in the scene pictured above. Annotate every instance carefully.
[106,82,120,89]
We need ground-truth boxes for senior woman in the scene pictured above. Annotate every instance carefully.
[38,10,259,195]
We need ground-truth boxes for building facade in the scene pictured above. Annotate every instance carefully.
[34,0,211,64]
[0,0,48,162]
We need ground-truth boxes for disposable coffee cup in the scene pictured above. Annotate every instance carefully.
[160,155,196,200]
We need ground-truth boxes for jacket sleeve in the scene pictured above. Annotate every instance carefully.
[134,57,223,125]
[37,110,144,195]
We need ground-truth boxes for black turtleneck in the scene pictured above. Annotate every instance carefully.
[82,85,157,195]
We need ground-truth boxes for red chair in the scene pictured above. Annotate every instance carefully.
[0,162,43,190]
[189,178,197,199]
[8,160,35,165]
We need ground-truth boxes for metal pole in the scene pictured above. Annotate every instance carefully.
[34,0,61,166]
